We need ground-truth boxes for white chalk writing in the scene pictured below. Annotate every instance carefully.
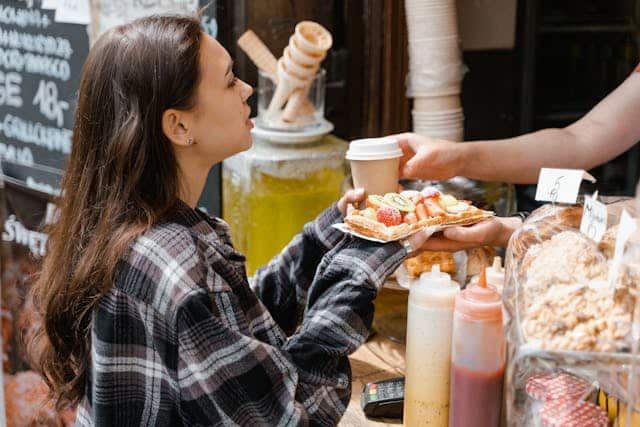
[0,6,51,29]
[0,28,73,59]
[26,176,60,196]
[0,114,72,154]
[33,80,68,127]
[0,47,71,81]
[0,141,34,164]
[0,71,23,108]
[2,214,49,258]
[27,177,60,197]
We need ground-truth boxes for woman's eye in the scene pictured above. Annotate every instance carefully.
[228,76,238,88]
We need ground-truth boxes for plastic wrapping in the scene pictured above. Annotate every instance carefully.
[503,199,640,426]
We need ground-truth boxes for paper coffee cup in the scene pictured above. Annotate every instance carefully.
[414,96,461,112]
[346,137,402,196]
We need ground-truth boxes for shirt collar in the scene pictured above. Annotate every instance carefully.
[169,199,237,250]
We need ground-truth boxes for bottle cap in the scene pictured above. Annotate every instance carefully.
[419,264,452,288]
[469,256,505,291]
[455,266,502,321]
[345,137,403,161]
[413,265,460,308]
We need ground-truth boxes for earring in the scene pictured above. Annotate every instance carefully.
[186,138,194,146]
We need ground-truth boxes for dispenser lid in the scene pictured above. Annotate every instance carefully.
[456,267,502,321]
[251,118,334,144]
[413,265,460,306]
[345,137,403,161]
[419,264,453,288]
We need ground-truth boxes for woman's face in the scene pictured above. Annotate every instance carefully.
[188,34,254,165]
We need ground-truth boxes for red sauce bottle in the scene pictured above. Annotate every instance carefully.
[449,267,505,427]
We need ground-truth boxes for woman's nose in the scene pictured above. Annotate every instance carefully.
[241,80,253,101]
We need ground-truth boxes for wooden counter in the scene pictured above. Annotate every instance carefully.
[340,287,408,426]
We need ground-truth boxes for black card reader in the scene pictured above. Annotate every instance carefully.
[360,376,404,419]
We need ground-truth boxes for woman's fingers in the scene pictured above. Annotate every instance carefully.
[405,228,437,251]
[337,188,366,216]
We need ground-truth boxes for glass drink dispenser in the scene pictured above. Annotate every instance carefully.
[222,69,346,275]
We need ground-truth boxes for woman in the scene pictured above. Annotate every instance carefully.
[28,14,429,426]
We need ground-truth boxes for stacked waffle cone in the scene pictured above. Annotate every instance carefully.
[270,21,332,123]
[238,21,332,126]
[405,0,466,141]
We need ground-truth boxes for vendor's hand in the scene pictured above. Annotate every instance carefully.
[418,216,522,251]
[389,132,465,181]
[338,188,366,216]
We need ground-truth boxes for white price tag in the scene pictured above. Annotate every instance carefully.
[608,209,638,289]
[535,168,596,204]
[580,192,607,243]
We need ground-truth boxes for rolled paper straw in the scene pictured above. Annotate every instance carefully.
[282,85,316,123]
[267,59,309,115]
[237,30,278,79]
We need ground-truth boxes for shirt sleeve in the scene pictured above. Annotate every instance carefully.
[250,203,347,335]
[177,238,406,426]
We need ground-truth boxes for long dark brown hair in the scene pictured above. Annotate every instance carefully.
[28,14,203,409]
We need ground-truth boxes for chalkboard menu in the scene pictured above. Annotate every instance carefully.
[0,0,221,213]
[0,0,89,195]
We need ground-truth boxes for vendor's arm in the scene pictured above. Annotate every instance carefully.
[396,69,640,184]
[251,189,366,335]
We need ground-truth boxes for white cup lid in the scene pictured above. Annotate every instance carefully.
[346,137,403,161]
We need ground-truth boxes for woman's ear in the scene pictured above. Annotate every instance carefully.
[162,109,193,147]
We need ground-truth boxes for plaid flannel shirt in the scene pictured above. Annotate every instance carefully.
[74,201,406,426]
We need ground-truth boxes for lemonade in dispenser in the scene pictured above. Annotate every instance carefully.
[222,130,346,275]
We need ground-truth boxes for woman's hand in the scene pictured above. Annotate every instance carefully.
[390,132,466,181]
[417,216,522,251]
[402,227,439,255]
[337,188,366,216]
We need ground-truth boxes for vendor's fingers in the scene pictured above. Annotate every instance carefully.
[390,132,422,155]
[442,218,501,244]
[418,235,480,252]
[395,136,416,170]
